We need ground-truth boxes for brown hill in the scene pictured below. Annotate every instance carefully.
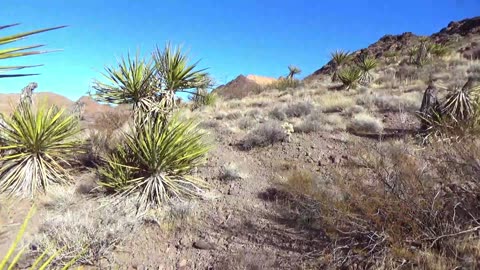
[0,92,74,114]
[214,74,277,99]
[305,16,480,81]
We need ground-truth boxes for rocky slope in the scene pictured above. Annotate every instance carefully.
[305,16,480,81]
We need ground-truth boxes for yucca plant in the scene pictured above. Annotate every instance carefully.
[1,206,81,269]
[330,50,351,82]
[441,87,475,122]
[287,65,301,80]
[428,43,450,58]
[190,88,217,109]
[338,66,362,90]
[153,43,209,109]
[355,54,377,85]
[1,23,66,78]
[98,113,212,209]
[92,53,156,110]
[0,103,82,197]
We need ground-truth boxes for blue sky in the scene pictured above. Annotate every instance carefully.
[1,0,479,101]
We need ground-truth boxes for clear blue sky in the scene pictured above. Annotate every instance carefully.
[1,0,479,101]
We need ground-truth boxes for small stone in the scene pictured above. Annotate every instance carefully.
[193,240,216,250]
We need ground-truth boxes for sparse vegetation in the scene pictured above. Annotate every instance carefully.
[347,112,384,133]
[240,121,288,150]
[284,101,313,117]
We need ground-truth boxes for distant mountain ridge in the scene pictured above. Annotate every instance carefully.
[214,74,277,99]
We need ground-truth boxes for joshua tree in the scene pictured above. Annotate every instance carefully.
[0,24,66,78]
[330,50,351,82]
[287,65,301,80]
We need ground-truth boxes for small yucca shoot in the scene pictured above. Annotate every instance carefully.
[0,23,66,78]
[330,50,351,82]
[0,103,82,197]
[338,66,362,90]
[99,113,212,209]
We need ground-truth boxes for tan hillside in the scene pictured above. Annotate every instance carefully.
[0,92,74,114]
[214,74,277,99]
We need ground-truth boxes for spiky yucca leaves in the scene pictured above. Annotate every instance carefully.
[287,65,301,80]
[0,24,66,78]
[355,55,377,85]
[99,113,212,209]
[153,43,209,108]
[338,66,362,90]
[92,54,156,108]
[330,50,351,82]
[0,103,82,197]
[441,87,474,122]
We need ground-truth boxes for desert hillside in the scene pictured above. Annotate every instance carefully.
[1,16,480,270]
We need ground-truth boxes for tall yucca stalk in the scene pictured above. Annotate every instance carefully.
[0,103,82,197]
[0,23,66,78]
[153,43,209,109]
[355,54,377,85]
[99,113,212,209]
[330,50,351,82]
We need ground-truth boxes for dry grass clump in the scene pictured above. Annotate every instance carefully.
[219,163,245,181]
[237,117,257,130]
[225,110,243,120]
[374,92,421,112]
[246,108,262,119]
[91,109,131,136]
[285,101,313,118]
[316,93,355,113]
[347,112,384,134]
[281,140,480,269]
[31,188,140,266]
[240,121,288,150]
[295,110,346,133]
[269,105,287,121]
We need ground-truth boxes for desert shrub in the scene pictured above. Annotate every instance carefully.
[1,205,79,269]
[347,113,384,133]
[246,108,262,119]
[98,114,211,209]
[190,89,218,109]
[0,103,82,197]
[225,110,243,120]
[269,106,287,121]
[219,163,244,181]
[295,111,345,133]
[32,190,140,266]
[317,93,355,113]
[237,117,256,130]
[311,141,480,268]
[342,104,366,116]
[285,101,313,117]
[91,108,131,136]
[240,121,288,150]
[374,93,421,112]
[266,78,301,91]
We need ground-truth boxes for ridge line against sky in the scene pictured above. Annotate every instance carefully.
[1,0,479,101]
